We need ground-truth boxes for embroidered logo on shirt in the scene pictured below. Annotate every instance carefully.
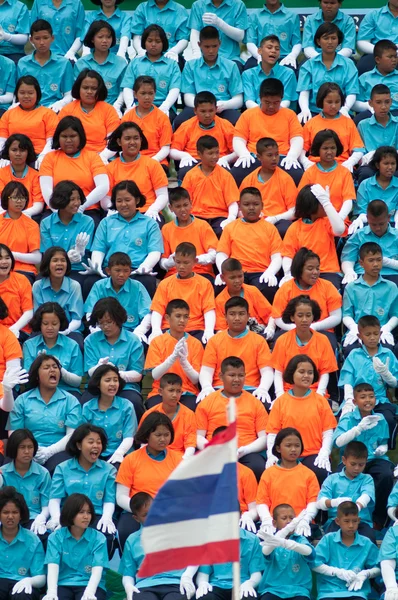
[105,81,112,90]
[8,24,15,32]
[96,491,104,500]
[159,80,167,89]
[292,564,300,573]
[58,420,65,429]
[116,430,122,439]
[50,83,59,91]
[166,31,171,39]
[18,568,27,576]
[135,238,143,246]
[279,31,288,40]
[376,307,385,316]
[65,26,71,34]
[218,84,225,93]
[84,566,92,573]
[31,496,40,505]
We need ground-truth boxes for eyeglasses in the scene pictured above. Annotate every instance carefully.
[8,195,26,202]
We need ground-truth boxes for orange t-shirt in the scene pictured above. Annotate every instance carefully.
[238,462,258,513]
[267,390,337,456]
[234,106,303,156]
[122,105,172,165]
[106,155,168,212]
[59,100,120,152]
[298,164,356,212]
[161,217,218,278]
[196,389,268,446]
[239,167,297,217]
[0,323,22,404]
[181,164,239,219]
[217,218,283,273]
[0,106,59,155]
[144,331,204,397]
[303,113,364,163]
[172,115,234,159]
[139,402,197,456]
[215,283,272,331]
[116,446,181,498]
[151,274,215,331]
[256,462,320,515]
[0,271,33,332]
[202,329,271,388]
[0,166,43,209]
[0,213,40,273]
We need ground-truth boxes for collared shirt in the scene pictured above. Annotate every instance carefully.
[358,5,398,44]
[333,406,390,460]
[343,275,398,325]
[17,52,73,106]
[388,481,398,507]
[318,469,375,525]
[0,526,45,580]
[0,0,29,56]
[341,224,398,275]
[82,395,137,455]
[242,62,298,104]
[359,67,398,109]
[380,526,398,578]
[32,276,84,323]
[1,460,51,519]
[121,53,181,106]
[358,114,398,152]
[74,52,127,105]
[356,174,398,218]
[83,7,132,52]
[0,54,15,108]
[247,3,300,57]
[130,0,189,47]
[40,212,94,272]
[303,8,356,52]
[30,0,85,55]
[182,54,243,101]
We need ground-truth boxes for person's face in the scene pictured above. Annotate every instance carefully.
[219,365,245,395]
[99,369,119,398]
[98,311,120,339]
[199,38,220,62]
[38,358,60,388]
[0,502,21,530]
[293,361,315,388]
[133,500,152,525]
[63,190,82,216]
[257,146,279,170]
[17,83,37,110]
[194,102,217,126]
[160,383,182,406]
[322,90,341,117]
[259,40,280,64]
[198,146,219,168]
[166,308,190,334]
[0,248,12,278]
[320,0,340,19]
[77,432,103,464]
[225,306,249,333]
[376,49,398,74]
[319,138,337,163]
[174,253,196,278]
[221,269,244,292]
[359,252,382,279]
[7,188,26,215]
[336,513,359,537]
[135,84,155,110]
[367,211,389,237]
[300,257,320,287]
[358,325,380,350]
[369,93,392,118]
[273,507,295,530]
[147,424,172,453]
[31,29,53,53]
[16,438,35,465]
[354,389,376,413]
[101,0,117,8]
[59,127,81,156]
[8,140,28,167]
[239,193,262,222]
[93,27,113,52]
[276,434,302,462]
[118,128,141,158]
[377,154,397,179]
[145,31,163,57]
[80,76,99,105]
[390,0,398,10]
[260,94,281,116]
[115,189,138,220]
[291,302,313,330]
[170,198,192,222]
[317,32,339,53]
[49,251,67,279]
[342,454,367,478]
[107,264,131,288]
[73,503,92,529]
[41,312,61,341]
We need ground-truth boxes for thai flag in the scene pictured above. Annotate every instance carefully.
[138,420,240,577]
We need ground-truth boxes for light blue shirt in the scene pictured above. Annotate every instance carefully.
[0,54,15,109]
[82,395,137,455]
[358,114,398,153]
[1,460,51,519]
[40,212,94,272]
[356,175,398,218]
[343,275,398,326]
[121,54,181,106]
[74,52,127,105]
[388,480,398,507]
[297,53,359,113]
[182,54,242,100]
[358,5,398,45]
[359,67,398,110]
[92,211,163,269]
[32,276,84,324]
[333,406,390,461]
[242,62,298,104]
[45,527,108,588]
[0,526,45,580]
[17,52,73,107]
[83,7,132,52]
[318,469,375,526]
[380,526,398,578]
[30,0,85,56]
[84,277,150,331]
[314,530,379,599]
[130,0,189,48]
[302,8,356,52]
[7,387,82,447]
[0,0,29,56]
[341,224,398,275]
[247,4,300,58]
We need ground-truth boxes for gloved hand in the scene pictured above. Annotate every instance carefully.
[50,99,68,113]
[0,158,10,168]
[339,106,350,118]
[214,274,225,287]
[0,26,12,42]
[266,454,278,469]
[81,591,96,600]
[264,321,276,341]
[280,53,297,68]
[216,100,226,114]
[30,513,47,535]
[125,584,140,600]
[179,153,197,168]
[385,589,398,600]
[97,515,116,534]
[42,595,58,600]
[301,156,316,171]
[394,464,398,478]
[311,184,330,207]
[202,12,220,26]
[180,575,195,600]
[158,102,170,116]
[298,109,312,123]
[67,248,82,263]
[343,325,359,347]
[202,330,214,344]
[3,367,28,390]
[196,582,213,599]
[280,155,301,170]
[295,517,311,537]
[96,356,113,368]
[131,265,157,276]
[278,273,293,287]
[348,214,366,235]
[35,446,52,465]
[380,326,395,346]
[329,496,352,508]
[374,444,388,457]
[257,517,275,538]
[164,50,178,61]
[234,153,255,169]
[373,355,393,377]
[357,415,380,433]
[107,451,124,465]
[132,326,148,344]
[177,339,188,359]
[240,581,257,599]
[12,579,33,595]
[361,150,375,166]
[219,217,235,230]
[253,387,271,405]
[265,215,278,225]
[342,269,358,285]
[99,150,110,165]
[314,449,331,471]
[197,253,215,265]
[217,155,231,169]
[334,569,357,584]
[46,517,60,531]
[196,386,215,403]
[145,206,161,221]
[35,154,46,169]
[116,49,127,61]
[64,49,77,62]
[148,329,162,344]
[259,270,278,287]
[75,232,90,255]
[341,401,355,416]
[106,209,118,218]
[79,259,106,278]
[162,253,175,270]
[239,511,257,533]
[127,45,137,60]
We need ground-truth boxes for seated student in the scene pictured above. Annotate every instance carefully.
[302,0,356,59]
[282,184,346,290]
[317,441,376,542]
[160,187,218,283]
[313,501,380,597]
[216,187,283,302]
[239,137,297,238]
[81,0,132,60]
[82,365,137,465]
[17,20,73,111]
[145,299,203,411]
[380,521,398,600]
[140,373,196,458]
[0,243,33,342]
[333,382,394,529]
[231,78,304,187]
[0,134,44,218]
[0,487,45,600]
[198,298,273,404]
[0,55,15,114]
[297,23,359,123]
[30,0,85,60]
[181,135,240,237]
[175,25,243,129]
[44,493,109,600]
[150,242,215,344]
[115,413,181,548]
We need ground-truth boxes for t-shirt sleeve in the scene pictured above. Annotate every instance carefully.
[150,281,168,315]
[43,109,59,139]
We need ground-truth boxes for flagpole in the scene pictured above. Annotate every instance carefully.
[227,397,241,600]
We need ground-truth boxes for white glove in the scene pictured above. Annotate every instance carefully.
[180,576,195,600]
[357,415,380,433]
[329,496,352,508]
[79,259,106,278]
[314,449,331,471]
[266,454,278,469]
[280,155,301,170]
[339,106,350,118]
[361,150,375,166]
[265,215,278,225]
[0,26,12,42]
[202,330,214,344]
[214,274,225,286]
[216,100,227,114]
[177,339,188,359]
[0,158,10,168]
[342,159,355,173]
[259,270,278,287]
[386,591,398,600]
[394,464,398,478]
[145,206,161,222]
[298,109,312,124]
[234,153,256,169]
[295,517,311,537]
[131,265,157,276]
[380,327,395,346]
[30,514,47,535]
[164,50,178,61]
[116,49,127,61]
[75,232,90,255]
[239,511,257,533]
[310,184,330,207]
[64,49,77,62]
[264,321,276,341]
[341,401,355,416]
[253,387,271,405]
[343,324,359,347]
[97,515,116,534]
[67,249,82,263]
[217,156,231,169]
[279,273,293,287]
[107,451,124,465]
[196,386,215,403]
[132,327,148,344]
[50,99,68,113]
[42,595,58,600]
[179,153,197,168]
[280,53,297,68]
[82,593,96,600]
[196,582,212,599]
[373,355,392,376]
[158,102,169,116]
[46,517,60,531]
[8,325,19,339]
[127,45,137,60]
[240,582,257,599]
[219,217,235,230]
[162,253,175,270]
[125,585,140,600]
[202,12,220,26]
[97,356,112,367]
[2,367,29,390]
[342,269,358,284]
[106,209,118,218]
[12,579,33,595]
[258,516,274,536]
[334,569,358,584]
[374,444,388,457]
[99,150,110,165]
[348,214,367,235]
[148,329,162,344]
[35,446,51,465]
[196,253,214,265]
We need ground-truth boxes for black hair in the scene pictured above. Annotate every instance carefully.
[135,413,175,445]
[295,185,320,220]
[343,440,368,460]
[49,180,86,210]
[52,116,87,151]
[367,199,389,218]
[28,354,61,389]
[90,0,124,5]
[283,354,319,385]
[194,91,217,108]
[282,295,321,323]
[66,423,108,457]
[358,315,380,329]
[1,133,37,164]
[71,69,108,102]
[1,181,29,211]
[259,34,280,46]
[291,247,320,281]
[89,297,127,329]
[159,373,183,388]
[199,25,220,42]
[370,145,398,171]
[314,22,343,47]
[39,246,71,278]
[0,298,8,321]
[359,242,382,260]
[108,252,132,268]
[165,299,190,315]
[87,364,126,396]
[197,135,219,154]
[168,187,191,205]
[240,186,262,202]
[83,19,116,49]
[370,83,390,99]
[310,129,343,157]
[6,429,38,459]
[130,491,152,515]
[141,24,168,52]
[107,122,149,153]
[273,427,304,458]
[220,356,245,372]
[60,493,95,528]
[316,82,345,109]
[133,75,156,93]
[374,39,397,59]
[110,180,146,210]
[15,75,42,106]
[225,296,249,314]
[175,242,196,257]
[273,504,294,519]
[337,501,358,518]
[221,258,243,273]
[256,137,278,154]
[259,78,284,99]
[29,302,69,333]
[30,18,52,35]
[0,486,29,524]
[0,243,15,271]
[353,382,375,394]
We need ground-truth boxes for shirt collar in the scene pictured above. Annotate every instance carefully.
[11,165,28,178]
[70,457,103,471]
[227,327,249,339]
[141,53,168,65]
[316,161,338,173]
[355,274,384,287]
[0,525,25,545]
[146,448,167,460]
[30,386,66,404]
[148,0,175,8]
[98,6,122,17]
[90,395,122,411]
[31,51,55,66]
[42,276,70,293]
[6,460,42,476]
[199,55,221,69]
[261,3,286,14]
[334,529,363,546]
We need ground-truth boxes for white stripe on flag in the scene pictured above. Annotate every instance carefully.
[169,438,236,481]
[142,511,240,554]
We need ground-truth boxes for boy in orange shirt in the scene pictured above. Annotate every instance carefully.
[181,134,239,238]
[149,242,215,344]
[197,355,268,480]
[160,187,218,283]
[240,137,297,237]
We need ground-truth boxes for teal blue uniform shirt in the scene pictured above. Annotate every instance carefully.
[82,395,137,455]
[358,114,398,153]
[0,526,45,580]
[1,460,51,519]
[388,481,398,508]
[242,62,298,104]
[84,277,151,331]
[358,5,398,45]
[302,9,356,53]
[318,469,375,526]
[30,0,85,56]
[0,0,29,57]
[341,224,398,275]
[380,526,398,577]
[343,275,398,326]
[32,276,84,323]
[45,526,108,588]
[40,212,94,272]
[339,345,398,406]
[17,52,73,107]
[51,457,116,515]
[258,533,315,598]
[121,55,181,106]
[247,4,300,58]
[314,530,379,599]
[297,53,359,113]
[130,0,189,48]
[83,7,132,53]
[359,67,398,110]
[189,0,248,61]
[92,211,163,269]
[74,52,127,105]
[333,406,390,461]
[23,334,83,393]
[0,55,15,109]
[182,55,242,101]
[356,175,398,218]
[7,387,82,447]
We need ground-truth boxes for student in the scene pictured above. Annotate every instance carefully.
[0,0,29,63]
[82,0,131,60]
[44,493,109,600]
[140,373,197,458]
[239,137,297,237]
[0,54,15,114]
[0,487,45,600]
[17,20,73,111]
[380,517,398,599]
[333,382,394,529]
[317,441,376,542]
[150,242,215,344]
[216,187,283,302]
[198,298,273,404]
[0,243,33,342]
[297,22,359,122]
[30,0,85,59]
[145,299,204,411]
[302,0,356,59]
[232,78,304,187]
[160,187,218,283]
[313,501,380,598]
[181,135,239,237]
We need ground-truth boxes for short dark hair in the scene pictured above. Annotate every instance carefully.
[199,25,220,42]
[295,185,319,220]
[49,180,85,210]
[83,19,116,48]
[29,302,69,333]
[240,187,262,202]
[194,91,217,108]
[0,298,8,320]
[60,493,95,528]
[1,181,29,211]
[358,315,380,329]
[259,78,284,99]
[1,133,36,164]
[197,135,218,154]
[28,354,61,389]
[316,82,345,109]
[0,244,15,271]
[66,423,108,457]
[273,504,294,519]
[135,412,175,445]
[353,382,375,394]
[291,247,320,281]
[220,356,245,372]
[141,24,168,52]
[225,296,249,314]
[87,364,126,396]
[273,428,304,458]
[359,242,382,260]
[337,501,358,518]
[110,179,146,210]
[343,440,368,460]
[52,116,86,151]
[89,297,127,328]
[256,137,278,155]
[283,354,319,385]
[72,69,108,102]
[130,491,152,515]
[371,83,390,98]
[39,246,71,278]
[159,373,183,388]
[374,39,397,59]
[15,75,41,106]
[221,258,242,273]
[107,122,149,153]
[370,145,398,171]
[30,18,52,35]
[108,252,132,268]
[259,34,280,46]
[367,199,389,218]
[310,129,343,157]
[282,295,321,324]
[169,187,191,205]
[175,242,196,257]
[6,429,38,459]
[165,299,190,315]
[0,486,29,524]
[133,75,156,93]
[314,22,343,47]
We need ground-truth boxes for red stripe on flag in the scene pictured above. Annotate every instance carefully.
[138,539,240,578]
[207,421,236,447]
